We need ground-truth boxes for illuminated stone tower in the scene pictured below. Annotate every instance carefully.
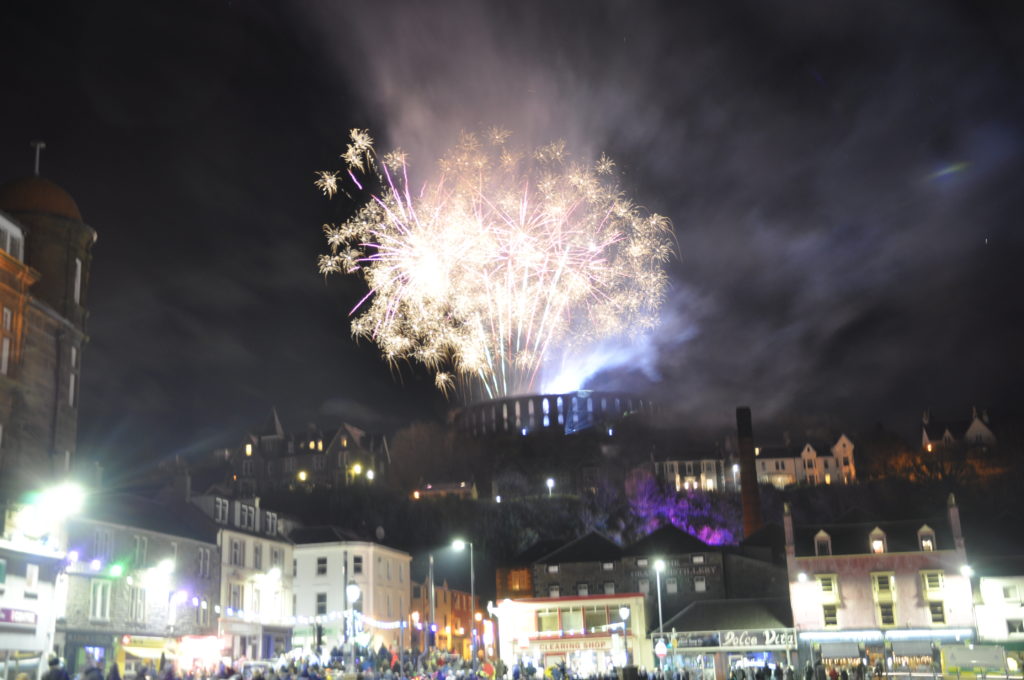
[0,145,97,487]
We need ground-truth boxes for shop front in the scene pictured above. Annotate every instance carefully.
[116,634,177,678]
[61,631,118,675]
[492,594,651,676]
[798,628,975,674]
[665,627,796,680]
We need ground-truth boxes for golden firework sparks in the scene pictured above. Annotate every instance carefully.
[318,128,674,400]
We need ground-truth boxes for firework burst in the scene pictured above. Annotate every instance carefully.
[318,128,674,400]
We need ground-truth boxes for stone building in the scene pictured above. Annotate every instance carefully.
[214,410,382,496]
[0,171,96,488]
[57,494,221,676]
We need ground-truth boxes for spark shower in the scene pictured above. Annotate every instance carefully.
[318,128,674,401]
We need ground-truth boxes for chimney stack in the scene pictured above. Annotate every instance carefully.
[737,407,764,538]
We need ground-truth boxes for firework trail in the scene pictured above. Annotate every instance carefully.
[318,128,674,400]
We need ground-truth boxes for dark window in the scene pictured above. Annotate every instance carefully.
[316,557,327,576]
[316,592,327,615]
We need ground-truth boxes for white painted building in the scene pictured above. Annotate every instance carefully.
[755,436,856,488]
[190,494,293,661]
[973,559,1024,670]
[492,593,651,676]
[290,527,412,653]
[654,459,725,492]
[0,498,69,680]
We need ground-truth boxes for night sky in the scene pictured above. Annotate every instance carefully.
[2,0,1023,472]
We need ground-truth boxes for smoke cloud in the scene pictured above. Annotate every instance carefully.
[301,0,1024,433]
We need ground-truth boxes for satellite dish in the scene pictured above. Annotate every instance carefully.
[375,526,385,541]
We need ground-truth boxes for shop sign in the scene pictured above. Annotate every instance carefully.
[0,608,37,627]
[720,629,796,649]
[536,637,612,652]
[675,632,721,649]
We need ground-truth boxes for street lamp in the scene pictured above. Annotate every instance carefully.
[732,463,739,489]
[654,559,665,636]
[453,539,476,668]
[347,582,361,670]
[546,478,554,497]
[619,605,632,665]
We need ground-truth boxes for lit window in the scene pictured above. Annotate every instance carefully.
[694,576,706,592]
[869,528,887,553]
[922,571,943,591]
[639,578,650,594]
[245,443,253,456]
[815,531,832,556]
[692,555,705,564]
[577,583,589,596]
[547,565,559,574]
[90,580,111,620]
[2,307,11,331]
[548,585,560,598]
[602,562,614,571]
[921,537,934,551]
[666,577,678,594]
[637,558,648,567]
[604,582,615,595]
[0,337,9,375]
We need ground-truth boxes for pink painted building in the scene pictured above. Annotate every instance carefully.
[784,495,974,672]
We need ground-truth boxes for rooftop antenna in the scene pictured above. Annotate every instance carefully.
[30,140,46,176]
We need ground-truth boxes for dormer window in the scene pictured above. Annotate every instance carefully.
[870,528,887,554]
[814,530,832,556]
[918,525,936,551]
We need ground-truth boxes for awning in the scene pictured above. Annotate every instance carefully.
[892,641,933,657]
[820,642,860,659]
[122,646,171,661]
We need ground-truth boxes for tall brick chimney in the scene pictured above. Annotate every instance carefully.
[737,407,763,538]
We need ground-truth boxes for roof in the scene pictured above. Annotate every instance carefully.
[923,419,971,441]
[739,523,786,551]
[509,538,567,566]
[662,598,793,632]
[290,525,363,544]
[539,532,623,564]
[0,176,82,221]
[792,517,954,557]
[78,493,218,543]
[624,524,708,556]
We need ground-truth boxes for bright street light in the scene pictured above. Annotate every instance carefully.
[366,469,375,481]
[654,558,666,658]
[546,478,554,497]
[352,463,363,476]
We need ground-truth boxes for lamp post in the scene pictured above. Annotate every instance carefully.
[732,463,739,490]
[546,478,554,498]
[347,582,361,671]
[654,559,665,667]
[619,605,631,666]
[452,539,475,668]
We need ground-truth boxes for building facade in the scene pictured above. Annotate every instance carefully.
[784,497,974,671]
[754,436,857,489]
[57,495,221,676]
[189,494,293,661]
[216,413,380,496]
[290,527,412,655]
[0,174,96,488]
[0,494,69,680]
[972,557,1024,671]
[492,593,650,675]
[409,578,477,658]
